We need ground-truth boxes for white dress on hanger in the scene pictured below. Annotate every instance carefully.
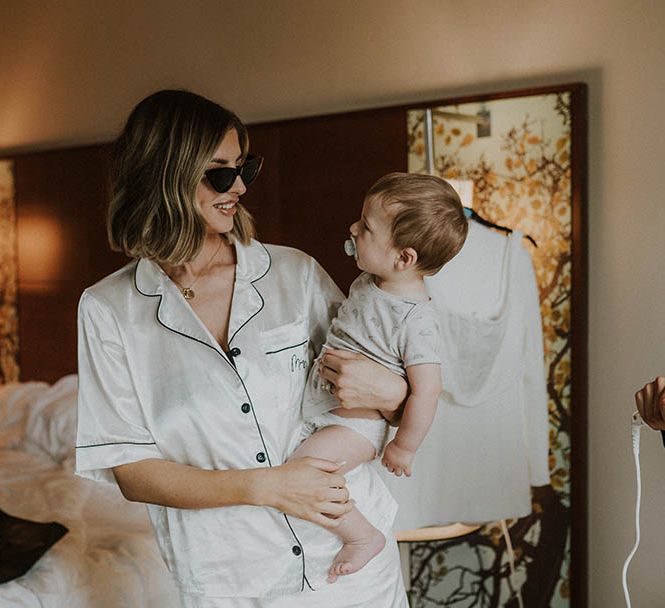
[379,221,550,529]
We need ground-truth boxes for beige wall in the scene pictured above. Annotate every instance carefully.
[2,0,665,605]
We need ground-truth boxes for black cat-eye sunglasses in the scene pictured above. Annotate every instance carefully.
[204,155,264,193]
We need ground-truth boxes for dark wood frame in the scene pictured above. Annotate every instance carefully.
[570,82,589,608]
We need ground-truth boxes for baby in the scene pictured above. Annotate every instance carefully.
[292,172,468,582]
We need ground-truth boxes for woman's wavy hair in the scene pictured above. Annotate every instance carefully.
[367,172,468,275]
[108,89,256,264]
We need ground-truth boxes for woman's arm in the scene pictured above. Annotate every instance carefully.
[112,456,352,529]
[318,348,408,418]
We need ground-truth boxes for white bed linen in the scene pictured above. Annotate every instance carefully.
[0,377,179,608]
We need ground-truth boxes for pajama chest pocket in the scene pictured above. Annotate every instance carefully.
[259,319,311,411]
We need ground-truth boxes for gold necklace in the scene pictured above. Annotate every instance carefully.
[173,238,223,300]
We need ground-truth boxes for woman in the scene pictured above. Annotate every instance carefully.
[75,90,409,607]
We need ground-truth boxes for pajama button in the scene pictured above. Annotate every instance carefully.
[256,452,266,463]
[241,403,251,413]
[292,545,302,556]
[229,347,241,357]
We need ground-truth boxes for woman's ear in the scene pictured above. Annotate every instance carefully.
[395,247,418,271]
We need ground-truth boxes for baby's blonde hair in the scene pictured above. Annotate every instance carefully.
[367,172,468,275]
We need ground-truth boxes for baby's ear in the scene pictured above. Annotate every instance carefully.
[395,247,418,270]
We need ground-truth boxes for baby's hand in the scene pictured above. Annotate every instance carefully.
[381,440,415,477]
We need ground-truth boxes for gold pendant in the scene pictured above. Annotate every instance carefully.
[182,287,195,300]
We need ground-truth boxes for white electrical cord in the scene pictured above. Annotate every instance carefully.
[621,412,644,608]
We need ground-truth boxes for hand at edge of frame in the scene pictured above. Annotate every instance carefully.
[635,375,665,431]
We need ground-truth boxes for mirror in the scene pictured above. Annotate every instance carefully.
[398,85,586,607]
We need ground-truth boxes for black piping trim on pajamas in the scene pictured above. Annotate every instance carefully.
[231,358,317,587]
[265,340,308,355]
[227,241,272,348]
[225,349,238,369]
[133,253,311,590]
[76,441,157,449]
[303,573,314,591]
[281,514,313,592]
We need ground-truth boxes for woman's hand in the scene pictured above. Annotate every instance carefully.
[635,376,665,430]
[319,348,408,416]
[255,457,352,528]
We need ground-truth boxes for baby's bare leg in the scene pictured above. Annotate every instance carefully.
[289,424,386,582]
[291,423,375,474]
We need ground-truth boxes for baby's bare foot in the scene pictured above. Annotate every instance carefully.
[327,529,386,583]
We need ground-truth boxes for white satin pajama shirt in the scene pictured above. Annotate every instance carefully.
[75,239,401,602]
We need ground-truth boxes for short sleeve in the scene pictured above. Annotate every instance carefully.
[398,303,442,368]
[305,258,344,354]
[301,258,344,418]
[75,291,163,484]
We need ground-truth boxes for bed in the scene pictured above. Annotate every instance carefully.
[0,375,179,607]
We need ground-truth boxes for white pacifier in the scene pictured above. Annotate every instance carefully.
[344,236,357,259]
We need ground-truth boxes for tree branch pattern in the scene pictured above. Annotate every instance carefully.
[406,93,572,607]
[0,161,19,384]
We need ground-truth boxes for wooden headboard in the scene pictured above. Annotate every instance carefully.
[11,107,407,382]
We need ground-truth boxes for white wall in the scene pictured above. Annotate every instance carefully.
[2,1,665,604]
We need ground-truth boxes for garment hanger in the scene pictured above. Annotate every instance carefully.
[464,207,538,247]
[421,107,537,248]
